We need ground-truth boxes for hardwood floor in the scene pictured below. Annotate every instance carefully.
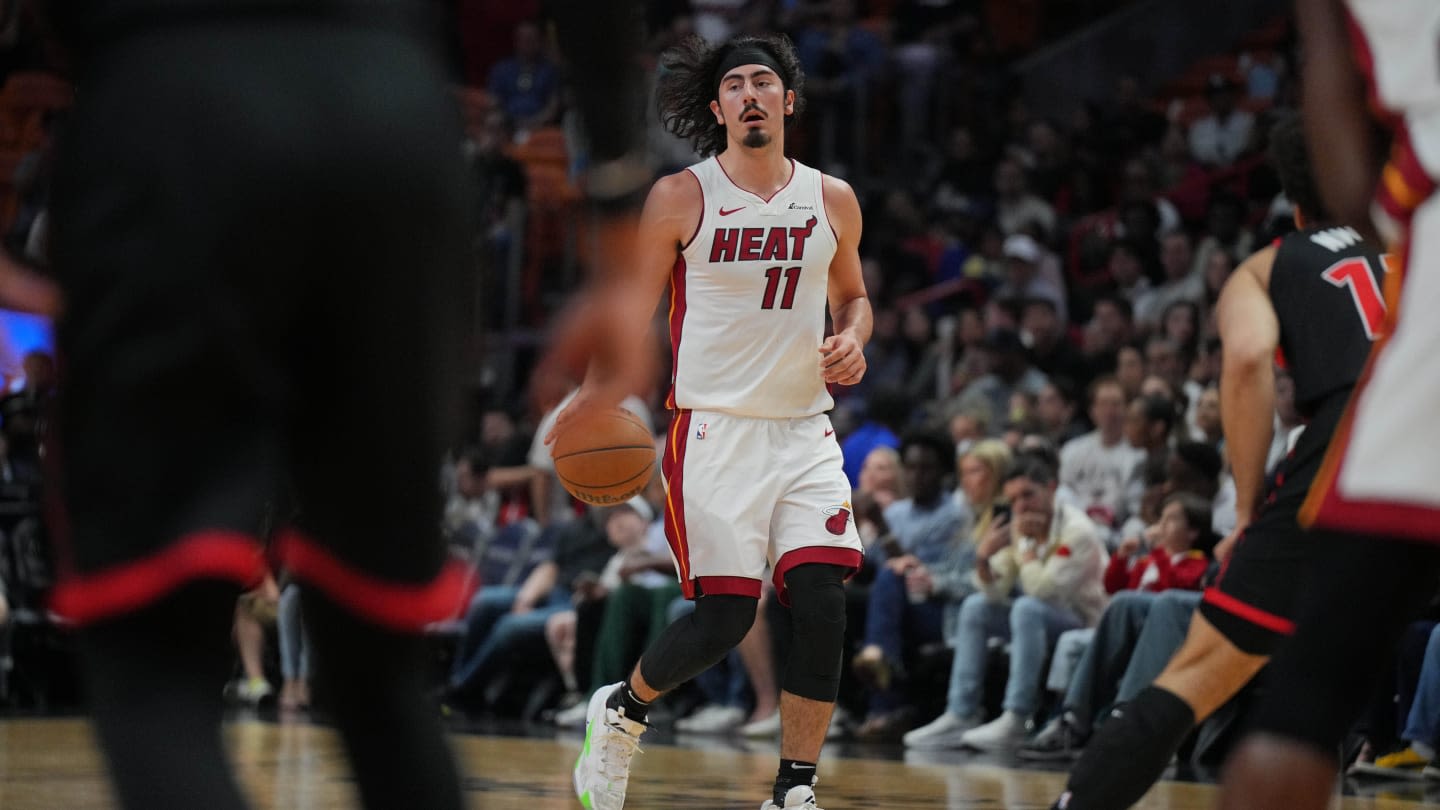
[0,717,1434,809]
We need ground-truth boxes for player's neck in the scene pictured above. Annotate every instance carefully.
[716,143,791,199]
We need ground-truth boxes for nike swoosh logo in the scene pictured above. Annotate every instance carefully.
[789,764,815,770]
[719,206,745,216]
[823,429,835,437]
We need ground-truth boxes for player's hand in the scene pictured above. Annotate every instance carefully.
[544,383,622,447]
[819,332,866,385]
[1213,526,1244,563]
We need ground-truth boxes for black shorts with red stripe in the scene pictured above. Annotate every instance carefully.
[1198,394,1347,656]
[46,14,471,631]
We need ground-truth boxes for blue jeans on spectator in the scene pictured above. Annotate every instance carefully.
[1403,623,1440,749]
[1060,591,1160,731]
[277,583,309,682]
[1114,589,1201,704]
[449,584,570,693]
[947,593,1083,719]
[863,566,944,712]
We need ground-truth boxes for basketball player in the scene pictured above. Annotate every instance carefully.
[1049,114,1389,810]
[564,33,871,810]
[35,2,653,809]
[1217,2,1440,807]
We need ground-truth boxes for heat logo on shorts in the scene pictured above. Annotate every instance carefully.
[821,504,851,536]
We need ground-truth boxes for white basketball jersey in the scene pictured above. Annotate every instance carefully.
[666,156,839,418]
[1345,1,1440,179]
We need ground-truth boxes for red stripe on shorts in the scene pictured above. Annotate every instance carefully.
[275,529,473,632]
[50,530,268,625]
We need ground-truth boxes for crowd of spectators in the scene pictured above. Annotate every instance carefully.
[0,0,1433,786]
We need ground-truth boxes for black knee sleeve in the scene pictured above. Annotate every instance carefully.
[1059,686,1195,810]
[782,564,848,703]
[640,594,756,693]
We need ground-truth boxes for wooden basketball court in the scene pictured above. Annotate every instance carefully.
[1,716,1435,809]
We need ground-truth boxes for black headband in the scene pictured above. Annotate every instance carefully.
[712,45,788,92]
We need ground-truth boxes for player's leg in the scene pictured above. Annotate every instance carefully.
[78,583,249,810]
[770,563,850,807]
[1053,515,1302,810]
[577,411,771,810]
[269,22,471,810]
[1218,530,1440,810]
[765,414,865,809]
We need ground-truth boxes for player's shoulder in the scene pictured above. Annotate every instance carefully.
[1234,240,1281,291]
[649,167,704,204]
[819,171,858,201]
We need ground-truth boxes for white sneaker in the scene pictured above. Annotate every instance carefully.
[741,710,782,738]
[573,683,647,810]
[903,712,977,750]
[555,698,592,728]
[676,705,746,733]
[959,711,1029,752]
[760,782,823,810]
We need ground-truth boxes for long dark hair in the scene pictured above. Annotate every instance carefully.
[656,33,807,158]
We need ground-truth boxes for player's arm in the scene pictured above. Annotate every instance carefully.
[544,171,701,443]
[820,174,871,386]
[1296,0,1383,242]
[1216,244,1280,533]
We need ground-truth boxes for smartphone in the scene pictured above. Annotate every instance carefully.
[992,502,1012,521]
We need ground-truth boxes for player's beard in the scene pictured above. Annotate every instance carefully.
[742,127,771,148]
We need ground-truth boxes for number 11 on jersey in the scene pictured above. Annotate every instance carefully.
[761,265,802,310]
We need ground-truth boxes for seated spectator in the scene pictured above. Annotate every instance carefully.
[996,236,1068,323]
[841,386,907,487]
[545,499,676,714]
[955,329,1049,435]
[443,449,498,558]
[904,456,1108,751]
[1114,343,1146,400]
[1349,622,1440,778]
[1188,74,1254,167]
[1018,493,1214,759]
[1059,377,1145,529]
[857,446,906,511]
[276,580,310,712]
[1034,378,1087,448]
[1102,238,1155,307]
[1103,494,1212,595]
[947,405,992,455]
[1135,232,1205,328]
[994,158,1056,238]
[1022,299,1086,386]
[446,506,616,705]
[852,432,970,740]
[1193,192,1255,278]
[1266,370,1305,473]
[486,21,560,133]
[1192,385,1224,449]
[225,573,280,706]
[1081,295,1136,374]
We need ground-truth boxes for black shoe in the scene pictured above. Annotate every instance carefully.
[1018,716,1085,761]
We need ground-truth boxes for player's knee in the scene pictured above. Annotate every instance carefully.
[782,564,848,702]
[692,593,758,651]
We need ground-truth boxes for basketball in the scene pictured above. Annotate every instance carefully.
[551,407,655,506]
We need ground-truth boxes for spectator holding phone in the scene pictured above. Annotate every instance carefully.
[905,452,1108,751]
